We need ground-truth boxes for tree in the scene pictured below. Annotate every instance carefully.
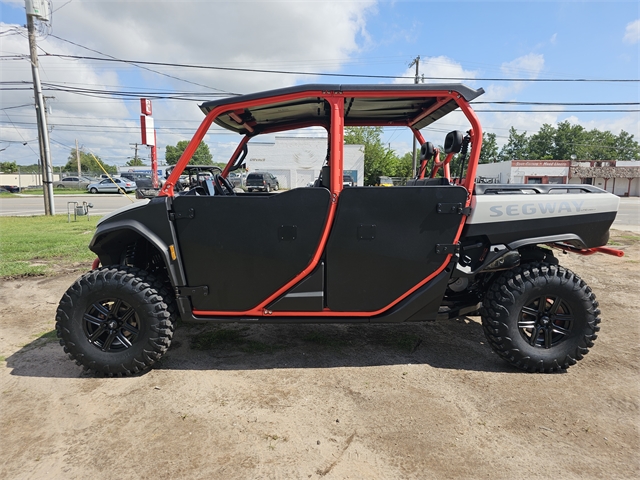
[499,127,530,161]
[344,127,399,184]
[395,152,414,178]
[125,156,145,167]
[165,140,213,165]
[0,161,18,173]
[478,132,499,164]
[528,124,556,160]
[613,130,640,161]
[63,148,116,174]
[554,121,586,160]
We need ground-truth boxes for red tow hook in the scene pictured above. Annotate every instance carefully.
[552,243,625,257]
[92,258,101,269]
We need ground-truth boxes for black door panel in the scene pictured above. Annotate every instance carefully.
[325,186,467,311]
[173,189,331,311]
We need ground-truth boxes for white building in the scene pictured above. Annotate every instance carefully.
[246,137,364,189]
[476,160,640,197]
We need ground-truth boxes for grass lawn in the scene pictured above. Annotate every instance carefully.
[0,215,100,277]
[19,188,89,195]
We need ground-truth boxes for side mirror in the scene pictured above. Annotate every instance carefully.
[444,130,464,154]
[419,142,435,161]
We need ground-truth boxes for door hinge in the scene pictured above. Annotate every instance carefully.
[436,203,471,215]
[436,243,459,255]
[169,208,195,221]
[177,285,209,297]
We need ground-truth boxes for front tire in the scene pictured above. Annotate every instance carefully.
[56,266,174,376]
[89,187,98,194]
[481,262,600,372]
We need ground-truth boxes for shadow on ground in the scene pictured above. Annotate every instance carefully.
[5,317,521,378]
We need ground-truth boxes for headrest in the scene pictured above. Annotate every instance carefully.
[444,130,464,154]
[419,142,435,161]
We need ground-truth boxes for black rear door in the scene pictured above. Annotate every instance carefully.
[325,186,467,311]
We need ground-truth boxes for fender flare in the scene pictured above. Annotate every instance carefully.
[89,219,185,287]
[508,233,587,250]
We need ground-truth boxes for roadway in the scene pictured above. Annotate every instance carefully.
[0,193,143,217]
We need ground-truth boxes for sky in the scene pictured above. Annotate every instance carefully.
[0,0,638,169]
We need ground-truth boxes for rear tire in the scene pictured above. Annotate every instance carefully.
[56,266,174,376]
[480,262,600,372]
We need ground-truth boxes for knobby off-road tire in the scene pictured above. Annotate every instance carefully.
[481,262,600,373]
[56,266,175,376]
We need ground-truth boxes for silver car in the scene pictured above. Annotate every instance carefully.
[53,176,95,189]
[87,177,136,194]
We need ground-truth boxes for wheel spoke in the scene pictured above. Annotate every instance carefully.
[121,321,139,335]
[538,297,547,314]
[88,325,106,342]
[116,332,133,348]
[544,327,553,349]
[83,312,105,326]
[548,297,562,315]
[553,313,573,323]
[521,306,539,318]
[110,299,122,316]
[91,302,110,318]
[518,318,537,329]
[530,326,541,346]
[552,324,571,337]
[119,307,136,324]
[102,331,117,351]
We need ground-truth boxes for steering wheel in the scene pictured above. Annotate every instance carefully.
[213,174,236,196]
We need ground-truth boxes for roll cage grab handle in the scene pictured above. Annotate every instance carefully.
[159,90,483,199]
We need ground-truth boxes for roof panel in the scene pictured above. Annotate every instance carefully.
[201,84,483,134]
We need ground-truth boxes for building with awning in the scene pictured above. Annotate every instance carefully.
[476,160,639,197]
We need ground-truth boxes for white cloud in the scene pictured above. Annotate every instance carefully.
[500,53,545,79]
[623,19,640,44]
[0,1,377,166]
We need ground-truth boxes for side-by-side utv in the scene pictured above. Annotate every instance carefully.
[56,84,622,376]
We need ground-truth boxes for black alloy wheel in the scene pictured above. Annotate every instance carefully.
[481,262,600,372]
[83,298,140,352]
[518,295,573,349]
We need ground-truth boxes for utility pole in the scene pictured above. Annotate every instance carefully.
[409,56,420,178]
[129,143,140,163]
[25,2,54,214]
[76,139,81,177]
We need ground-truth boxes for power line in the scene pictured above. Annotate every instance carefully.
[11,53,636,83]
[473,109,640,113]
[47,34,237,95]
[2,82,638,107]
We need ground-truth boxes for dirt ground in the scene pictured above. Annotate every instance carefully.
[1,230,638,480]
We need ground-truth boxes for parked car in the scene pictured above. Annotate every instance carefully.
[86,177,136,194]
[228,172,246,188]
[246,172,279,192]
[0,184,20,193]
[120,172,163,187]
[55,83,622,377]
[343,174,355,187]
[53,176,96,190]
[377,176,393,186]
